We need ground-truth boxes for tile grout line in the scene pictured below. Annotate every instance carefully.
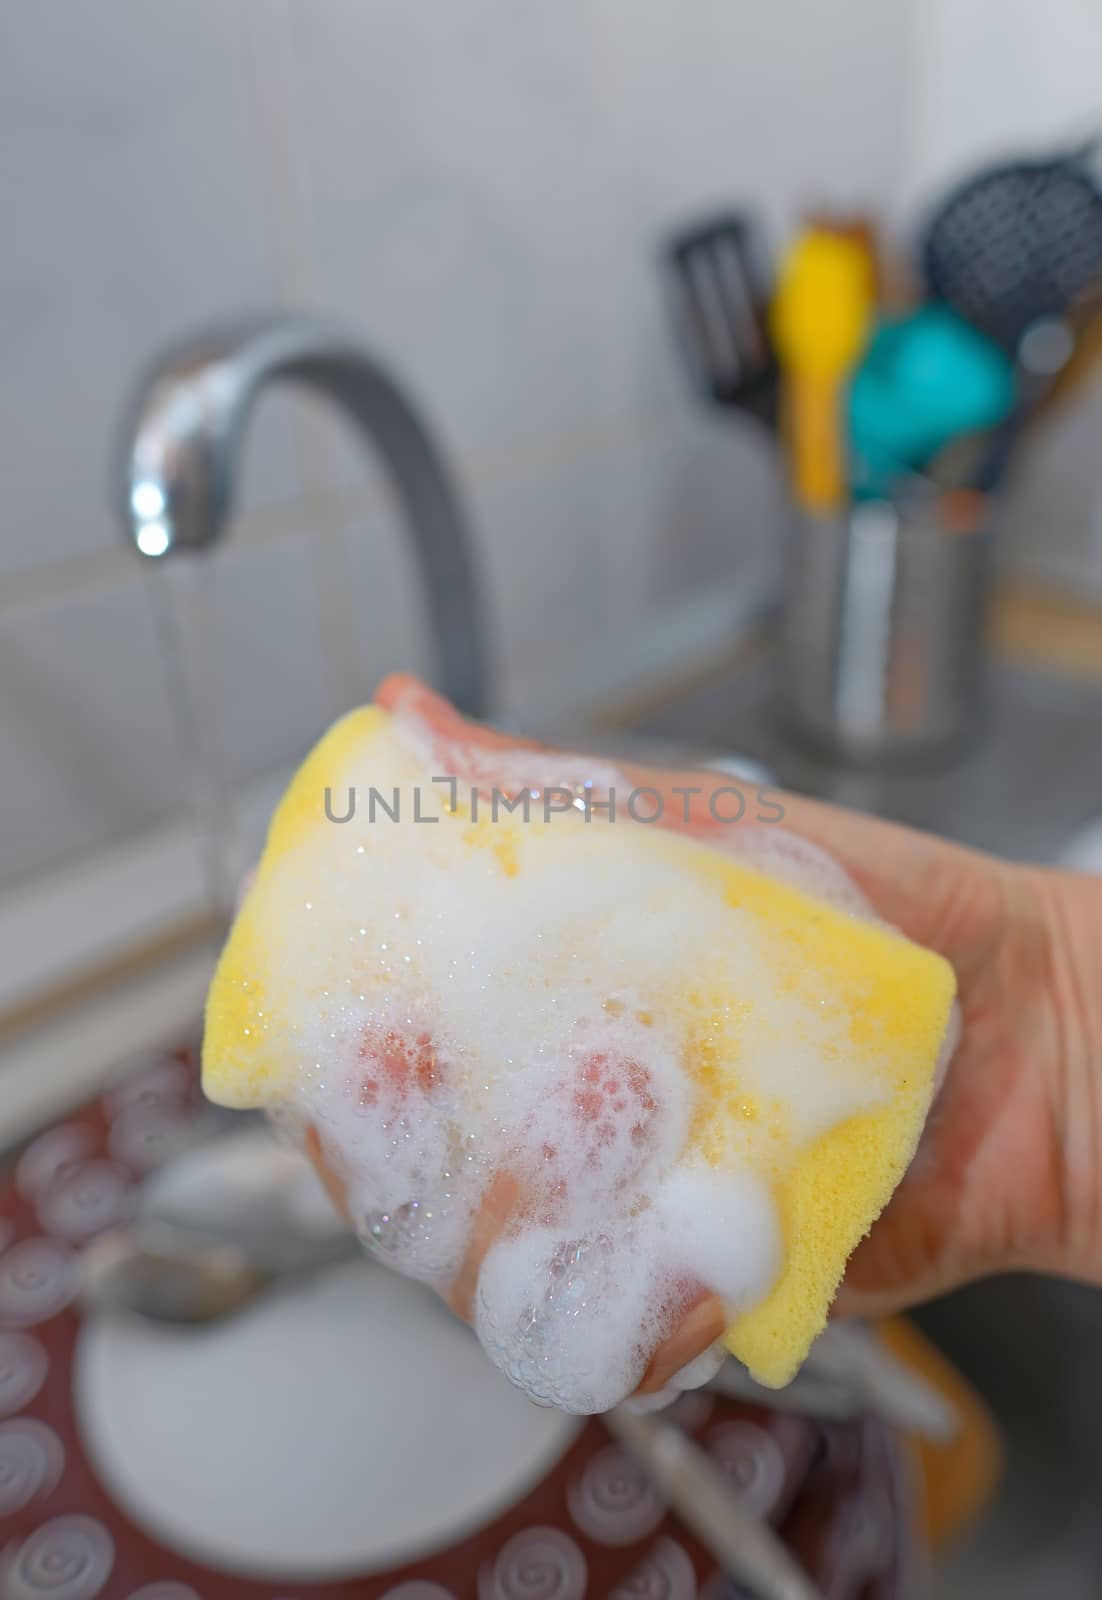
[0,398,694,618]
[0,494,351,616]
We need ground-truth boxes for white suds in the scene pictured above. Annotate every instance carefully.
[234,712,946,1413]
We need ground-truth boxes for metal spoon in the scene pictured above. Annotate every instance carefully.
[79,1222,364,1325]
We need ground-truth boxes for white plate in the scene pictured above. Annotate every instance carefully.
[74,1260,579,1582]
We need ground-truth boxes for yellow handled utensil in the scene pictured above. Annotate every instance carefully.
[771,229,874,511]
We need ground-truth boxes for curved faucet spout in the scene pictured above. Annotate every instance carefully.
[118,312,488,715]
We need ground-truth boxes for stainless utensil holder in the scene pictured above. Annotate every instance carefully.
[780,495,992,764]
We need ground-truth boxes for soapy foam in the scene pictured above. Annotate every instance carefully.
[624,1338,729,1414]
[714,824,876,918]
[226,712,937,1413]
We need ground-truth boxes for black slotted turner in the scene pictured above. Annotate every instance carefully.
[666,212,779,428]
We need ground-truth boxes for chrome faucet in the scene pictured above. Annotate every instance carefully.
[117,313,488,715]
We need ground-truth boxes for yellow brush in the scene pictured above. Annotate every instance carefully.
[204,706,955,1389]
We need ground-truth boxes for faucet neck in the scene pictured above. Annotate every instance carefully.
[120,314,488,716]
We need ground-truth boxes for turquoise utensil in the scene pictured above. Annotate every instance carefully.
[848,305,1016,497]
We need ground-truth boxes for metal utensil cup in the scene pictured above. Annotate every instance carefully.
[780,492,992,764]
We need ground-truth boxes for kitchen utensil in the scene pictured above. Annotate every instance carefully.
[924,312,1082,494]
[666,212,778,425]
[78,1220,364,1324]
[77,1124,362,1323]
[967,313,1076,493]
[710,1322,957,1442]
[922,139,1102,354]
[606,1405,827,1600]
[805,212,885,301]
[771,228,874,511]
[139,1120,347,1255]
[1033,304,1102,422]
[780,491,992,763]
[848,304,1016,498]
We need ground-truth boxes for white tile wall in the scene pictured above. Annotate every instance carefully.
[898,0,1102,598]
[899,0,1102,210]
[608,419,788,617]
[280,0,622,478]
[596,0,911,235]
[0,577,184,883]
[0,529,353,888]
[201,532,351,788]
[0,0,914,893]
[1002,380,1102,598]
[0,0,301,581]
[469,416,787,720]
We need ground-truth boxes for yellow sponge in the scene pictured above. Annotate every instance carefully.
[204,704,955,1390]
